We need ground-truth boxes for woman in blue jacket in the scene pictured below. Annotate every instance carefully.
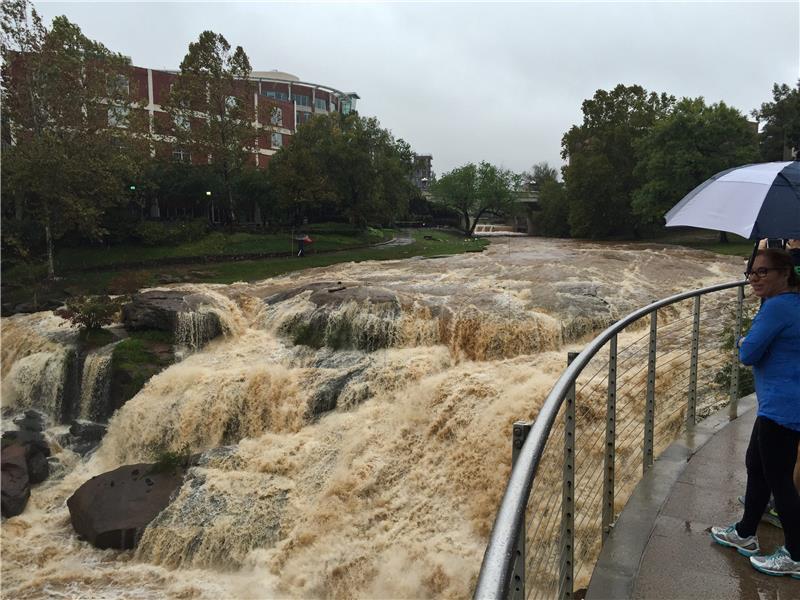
[711,249,800,578]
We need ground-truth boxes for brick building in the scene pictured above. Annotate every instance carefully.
[125,66,359,169]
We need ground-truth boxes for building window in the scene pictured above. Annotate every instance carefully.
[271,132,282,148]
[314,97,327,111]
[270,107,283,126]
[108,105,129,128]
[225,95,238,110]
[263,90,289,101]
[296,112,313,126]
[292,93,310,106]
[173,147,191,162]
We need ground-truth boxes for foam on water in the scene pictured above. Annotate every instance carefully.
[1,238,746,598]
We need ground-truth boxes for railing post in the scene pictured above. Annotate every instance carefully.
[643,310,657,474]
[511,421,531,600]
[602,335,617,543]
[560,352,578,600]
[729,285,744,417]
[687,296,700,425]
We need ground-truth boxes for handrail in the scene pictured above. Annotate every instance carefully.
[474,279,746,599]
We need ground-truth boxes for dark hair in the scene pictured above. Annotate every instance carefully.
[756,249,800,287]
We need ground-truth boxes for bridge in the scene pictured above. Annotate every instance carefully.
[475,280,797,599]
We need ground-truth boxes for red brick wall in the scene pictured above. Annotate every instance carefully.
[130,66,149,103]
[260,81,290,96]
[151,69,176,105]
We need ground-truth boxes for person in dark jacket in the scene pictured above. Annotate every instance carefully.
[711,249,800,578]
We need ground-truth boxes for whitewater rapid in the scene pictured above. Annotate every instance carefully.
[0,237,747,598]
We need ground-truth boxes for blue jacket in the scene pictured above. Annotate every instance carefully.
[739,292,800,431]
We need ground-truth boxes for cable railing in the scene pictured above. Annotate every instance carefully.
[475,280,757,600]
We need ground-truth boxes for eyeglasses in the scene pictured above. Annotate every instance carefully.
[744,267,785,279]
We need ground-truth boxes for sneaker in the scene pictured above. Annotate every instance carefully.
[710,524,760,556]
[736,495,783,528]
[749,546,800,579]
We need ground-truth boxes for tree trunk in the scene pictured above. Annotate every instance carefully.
[462,211,472,237]
[44,216,55,280]
[468,208,488,237]
[227,185,236,227]
[719,231,729,244]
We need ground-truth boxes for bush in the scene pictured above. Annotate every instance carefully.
[133,219,209,246]
[55,295,121,331]
[148,446,191,473]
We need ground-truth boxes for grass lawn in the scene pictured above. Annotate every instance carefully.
[2,229,488,311]
[648,229,756,258]
[54,227,390,271]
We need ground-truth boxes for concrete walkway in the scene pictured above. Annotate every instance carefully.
[587,394,799,599]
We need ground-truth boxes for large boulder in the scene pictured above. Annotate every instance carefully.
[59,420,107,456]
[67,463,185,549]
[121,290,187,331]
[1,444,30,517]
[265,283,411,352]
[13,409,46,433]
[1,430,51,484]
[121,290,222,342]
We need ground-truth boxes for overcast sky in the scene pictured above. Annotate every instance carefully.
[37,1,800,176]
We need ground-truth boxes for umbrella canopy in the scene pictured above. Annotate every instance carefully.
[664,161,800,240]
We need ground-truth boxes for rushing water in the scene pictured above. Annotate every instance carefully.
[0,238,745,599]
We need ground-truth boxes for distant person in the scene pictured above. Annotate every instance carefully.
[296,234,313,257]
[711,249,800,578]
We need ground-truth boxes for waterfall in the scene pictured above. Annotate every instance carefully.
[174,310,222,360]
[1,349,71,418]
[0,238,750,600]
[78,343,119,422]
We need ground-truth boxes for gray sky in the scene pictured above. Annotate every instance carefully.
[37,1,800,176]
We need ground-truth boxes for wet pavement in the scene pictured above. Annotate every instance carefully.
[587,394,799,599]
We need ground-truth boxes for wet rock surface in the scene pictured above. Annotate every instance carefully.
[67,462,185,550]
[1,411,50,515]
[59,420,108,456]
[137,466,289,568]
[1,444,30,517]
[122,290,222,340]
[1,429,51,485]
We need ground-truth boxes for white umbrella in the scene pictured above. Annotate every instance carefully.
[664,161,800,239]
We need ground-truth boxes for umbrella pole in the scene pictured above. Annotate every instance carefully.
[746,241,760,273]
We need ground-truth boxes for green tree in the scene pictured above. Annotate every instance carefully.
[163,30,264,225]
[562,84,674,238]
[1,0,147,278]
[527,162,569,237]
[268,114,335,224]
[632,97,758,231]
[527,162,558,187]
[331,115,415,227]
[232,166,277,227]
[269,113,414,227]
[752,82,800,161]
[431,161,516,236]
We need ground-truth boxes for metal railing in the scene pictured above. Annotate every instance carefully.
[475,280,754,599]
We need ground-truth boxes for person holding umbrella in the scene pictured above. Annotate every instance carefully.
[710,248,800,578]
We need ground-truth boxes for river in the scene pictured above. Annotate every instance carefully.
[0,237,745,599]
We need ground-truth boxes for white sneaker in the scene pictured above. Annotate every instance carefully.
[750,546,800,579]
[710,524,760,557]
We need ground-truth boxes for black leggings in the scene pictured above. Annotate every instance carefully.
[736,416,800,560]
